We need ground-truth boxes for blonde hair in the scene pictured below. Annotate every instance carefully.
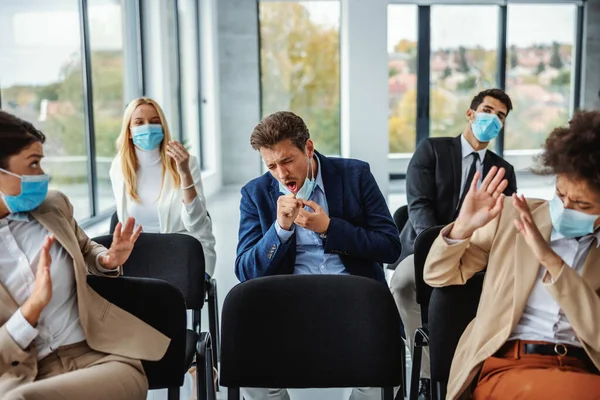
[116,97,180,202]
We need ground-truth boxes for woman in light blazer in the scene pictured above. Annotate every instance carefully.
[425,110,600,399]
[110,97,216,277]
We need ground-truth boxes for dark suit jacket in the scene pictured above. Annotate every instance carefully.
[236,152,402,284]
[399,135,517,261]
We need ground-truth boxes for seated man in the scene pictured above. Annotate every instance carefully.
[425,110,600,400]
[389,88,517,398]
[0,110,169,399]
[236,111,402,400]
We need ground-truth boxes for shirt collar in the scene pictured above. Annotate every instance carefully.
[314,153,325,194]
[550,228,600,248]
[460,134,487,161]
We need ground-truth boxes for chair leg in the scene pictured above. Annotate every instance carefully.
[228,387,241,400]
[409,332,423,400]
[208,279,220,365]
[434,381,446,400]
[167,387,180,400]
[382,387,394,400]
[197,332,215,400]
[401,342,407,398]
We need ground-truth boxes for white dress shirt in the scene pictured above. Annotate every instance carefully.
[445,226,600,348]
[0,214,110,360]
[459,134,487,197]
[509,229,600,347]
[126,148,162,233]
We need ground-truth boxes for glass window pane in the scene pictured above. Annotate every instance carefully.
[430,6,499,138]
[177,0,202,166]
[0,0,90,219]
[505,4,576,156]
[89,0,126,213]
[259,1,341,155]
[388,4,418,154]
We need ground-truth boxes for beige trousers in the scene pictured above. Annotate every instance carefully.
[1,341,147,400]
[389,254,430,378]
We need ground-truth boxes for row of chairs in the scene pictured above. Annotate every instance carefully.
[391,206,484,400]
[89,212,222,400]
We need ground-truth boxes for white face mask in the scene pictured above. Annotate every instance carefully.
[278,152,316,200]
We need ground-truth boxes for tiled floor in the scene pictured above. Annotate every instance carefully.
[137,174,555,400]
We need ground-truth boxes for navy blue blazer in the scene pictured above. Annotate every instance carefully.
[235,152,402,284]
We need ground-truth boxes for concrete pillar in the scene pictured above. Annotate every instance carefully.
[216,0,262,185]
[340,0,390,196]
[581,0,600,110]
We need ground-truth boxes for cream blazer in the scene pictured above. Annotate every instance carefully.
[424,198,600,399]
[109,155,216,276]
[0,191,170,389]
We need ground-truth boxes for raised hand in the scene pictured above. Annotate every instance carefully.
[22,235,55,325]
[450,166,508,239]
[295,200,330,234]
[513,193,563,271]
[166,140,191,176]
[99,217,142,270]
[277,194,303,231]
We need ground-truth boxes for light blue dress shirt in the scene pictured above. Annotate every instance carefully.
[275,156,349,276]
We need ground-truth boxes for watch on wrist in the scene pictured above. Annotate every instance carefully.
[319,231,327,240]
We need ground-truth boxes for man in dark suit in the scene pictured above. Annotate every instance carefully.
[390,88,517,399]
[236,111,401,400]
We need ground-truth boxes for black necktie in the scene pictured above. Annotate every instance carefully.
[456,152,480,215]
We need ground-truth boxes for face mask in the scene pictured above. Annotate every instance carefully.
[549,195,599,239]
[471,112,502,142]
[278,152,316,201]
[0,168,49,213]
[131,124,164,151]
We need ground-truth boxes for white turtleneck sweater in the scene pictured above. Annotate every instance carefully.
[126,148,162,233]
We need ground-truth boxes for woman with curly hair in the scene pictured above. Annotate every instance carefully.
[424,110,600,399]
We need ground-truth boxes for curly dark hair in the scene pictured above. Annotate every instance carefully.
[250,111,310,151]
[537,110,600,191]
[0,110,46,169]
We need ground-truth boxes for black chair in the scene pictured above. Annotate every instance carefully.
[93,233,215,400]
[220,275,405,400]
[428,273,485,400]
[393,205,409,233]
[109,211,220,371]
[410,225,444,400]
[86,275,187,400]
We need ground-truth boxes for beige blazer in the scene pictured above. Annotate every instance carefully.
[424,198,600,400]
[0,191,170,385]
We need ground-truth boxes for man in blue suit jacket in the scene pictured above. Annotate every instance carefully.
[236,111,401,286]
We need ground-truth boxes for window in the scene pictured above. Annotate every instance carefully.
[429,5,499,138]
[259,1,341,155]
[0,0,137,221]
[0,0,91,219]
[177,0,203,165]
[505,4,576,153]
[89,0,126,213]
[388,4,418,154]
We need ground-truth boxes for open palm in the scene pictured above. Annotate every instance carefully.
[452,167,508,238]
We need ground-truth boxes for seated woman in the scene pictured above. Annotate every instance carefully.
[110,97,216,277]
[424,110,600,400]
[0,110,168,399]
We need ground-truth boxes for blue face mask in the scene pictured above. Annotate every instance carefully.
[131,124,164,151]
[471,113,502,142]
[0,168,49,213]
[549,195,599,239]
[278,153,316,201]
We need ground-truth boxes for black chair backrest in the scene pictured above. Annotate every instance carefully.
[393,205,409,233]
[109,211,119,234]
[93,233,206,310]
[428,272,484,386]
[413,225,444,327]
[220,275,404,389]
[87,275,187,389]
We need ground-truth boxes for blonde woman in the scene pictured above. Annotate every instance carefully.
[109,97,216,277]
